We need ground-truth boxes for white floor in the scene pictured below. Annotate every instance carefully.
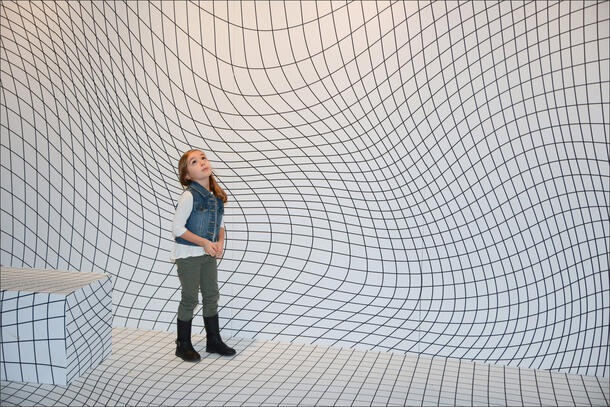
[1,327,608,406]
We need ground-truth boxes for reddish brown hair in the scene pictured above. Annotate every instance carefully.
[178,149,227,203]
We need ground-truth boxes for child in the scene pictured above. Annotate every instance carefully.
[171,149,235,361]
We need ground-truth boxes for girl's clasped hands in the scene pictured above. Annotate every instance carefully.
[204,240,223,257]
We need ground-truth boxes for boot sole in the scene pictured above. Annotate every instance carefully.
[206,349,236,356]
[176,352,201,362]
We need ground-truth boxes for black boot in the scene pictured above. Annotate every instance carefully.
[203,314,236,356]
[175,318,201,362]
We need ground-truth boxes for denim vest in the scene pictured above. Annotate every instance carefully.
[175,181,224,246]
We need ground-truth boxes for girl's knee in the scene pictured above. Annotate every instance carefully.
[181,297,198,308]
[180,291,199,313]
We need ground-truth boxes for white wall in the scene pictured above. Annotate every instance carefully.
[1,1,608,376]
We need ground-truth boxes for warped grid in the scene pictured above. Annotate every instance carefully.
[2,327,609,406]
[1,0,609,379]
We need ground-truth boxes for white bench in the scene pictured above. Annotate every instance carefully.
[0,267,112,386]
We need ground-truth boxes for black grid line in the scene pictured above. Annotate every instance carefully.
[1,0,608,385]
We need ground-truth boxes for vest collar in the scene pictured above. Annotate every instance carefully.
[188,181,212,198]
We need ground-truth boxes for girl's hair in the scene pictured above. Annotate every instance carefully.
[178,149,228,203]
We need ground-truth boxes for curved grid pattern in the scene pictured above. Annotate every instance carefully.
[1,1,608,377]
[2,327,610,406]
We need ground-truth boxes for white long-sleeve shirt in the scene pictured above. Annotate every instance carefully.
[170,190,224,261]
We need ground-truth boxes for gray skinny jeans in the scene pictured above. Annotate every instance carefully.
[175,255,219,320]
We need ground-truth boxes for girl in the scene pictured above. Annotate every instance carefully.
[171,149,235,361]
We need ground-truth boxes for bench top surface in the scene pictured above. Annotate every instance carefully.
[0,266,109,294]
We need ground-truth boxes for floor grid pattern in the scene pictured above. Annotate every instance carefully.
[1,327,608,406]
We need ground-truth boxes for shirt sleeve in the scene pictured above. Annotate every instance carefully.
[172,190,193,238]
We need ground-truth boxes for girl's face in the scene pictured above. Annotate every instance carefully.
[185,150,212,183]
